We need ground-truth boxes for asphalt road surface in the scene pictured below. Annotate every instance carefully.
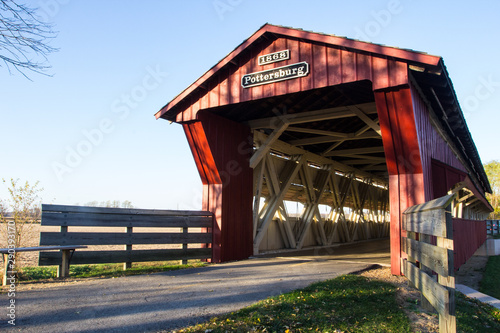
[1,239,389,333]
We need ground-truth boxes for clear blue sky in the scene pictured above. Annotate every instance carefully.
[1,0,499,209]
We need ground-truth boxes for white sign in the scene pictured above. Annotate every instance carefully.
[241,62,309,88]
[258,49,290,66]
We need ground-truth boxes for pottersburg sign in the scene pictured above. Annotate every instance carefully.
[241,62,309,88]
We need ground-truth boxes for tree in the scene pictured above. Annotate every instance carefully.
[484,160,500,219]
[0,178,43,252]
[0,0,57,78]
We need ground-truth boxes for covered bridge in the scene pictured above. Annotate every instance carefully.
[156,24,492,275]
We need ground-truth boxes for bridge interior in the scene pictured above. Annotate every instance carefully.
[209,81,391,254]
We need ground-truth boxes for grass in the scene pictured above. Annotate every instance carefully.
[9,261,500,332]
[15,261,207,282]
[175,274,412,333]
[173,273,500,333]
[456,291,500,332]
[479,255,500,299]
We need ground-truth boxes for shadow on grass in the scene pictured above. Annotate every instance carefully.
[177,274,412,333]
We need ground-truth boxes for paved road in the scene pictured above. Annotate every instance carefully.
[1,239,389,333]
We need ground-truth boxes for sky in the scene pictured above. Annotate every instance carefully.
[1,0,499,210]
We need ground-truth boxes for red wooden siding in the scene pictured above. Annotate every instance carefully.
[410,83,469,200]
[174,38,409,123]
[375,86,426,275]
[183,112,253,262]
[156,24,443,121]
[453,218,487,270]
[431,159,467,199]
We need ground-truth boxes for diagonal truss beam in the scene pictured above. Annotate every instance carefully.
[254,155,305,254]
[322,123,375,155]
[254,130,387,186]
[348,105,382,136]
[250,120,289,168]
[296,167,330,249]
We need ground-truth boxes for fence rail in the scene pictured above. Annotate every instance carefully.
[401,194,456,333]
[38,204,213,267]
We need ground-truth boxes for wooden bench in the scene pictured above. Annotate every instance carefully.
[1,245,88,286]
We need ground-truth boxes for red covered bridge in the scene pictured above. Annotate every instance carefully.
[156,24,492,275]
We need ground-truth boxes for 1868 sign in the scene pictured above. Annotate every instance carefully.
[241,62,309,88]
[258,49,290,66]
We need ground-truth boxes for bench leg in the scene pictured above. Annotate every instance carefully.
[58,250,71,278]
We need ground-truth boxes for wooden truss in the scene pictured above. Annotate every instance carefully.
[449,182,491,220]
[252,149,390,254]
[249,103,391,254]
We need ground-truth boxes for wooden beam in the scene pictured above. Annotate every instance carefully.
[403,209,448,238]
[250,121,289,168]
[296,167,329,248]
[246,102,377,129]
[348,106,382,136]
[42,211,212,228]
[402,259,450,317]
[285,126,348,138]
[253,156,266,238]
[254,155,306,253]
[254,131,388,186]
[404,194,456,214]
[41,248,212,265]
[402,237,452,277]
[277,204,297,248]
[289,132,381,146]
[321,124,373,155]
[324,146,385,157]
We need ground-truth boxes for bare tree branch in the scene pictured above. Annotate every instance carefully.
[0,0,58,79]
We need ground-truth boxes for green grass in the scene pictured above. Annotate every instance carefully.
[479,255,500,299]
[9,263,500,332]
[176,274,412,333]
[15,261,207,282]
[173,274,500,333]
[456,291,500,332]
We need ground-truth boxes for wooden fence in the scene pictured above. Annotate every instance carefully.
[401,194,456,333]
[38,204,213,267]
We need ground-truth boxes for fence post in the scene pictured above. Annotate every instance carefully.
[401,194,456,333]
[181,224,188,265]
[56,225,68,278]
[437,202,456,333]
[123,226,132,270]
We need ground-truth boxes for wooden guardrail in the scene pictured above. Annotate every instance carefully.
[401,194,456,333]
[38,204,213,268]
